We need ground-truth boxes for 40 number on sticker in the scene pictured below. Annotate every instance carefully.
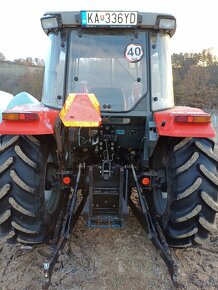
[125,43,144,63]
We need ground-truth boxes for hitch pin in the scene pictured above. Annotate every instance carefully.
[43,262,50,278]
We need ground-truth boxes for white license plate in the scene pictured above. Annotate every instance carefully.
[81,11,138,27]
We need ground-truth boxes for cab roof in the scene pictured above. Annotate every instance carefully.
[41,11,176,37]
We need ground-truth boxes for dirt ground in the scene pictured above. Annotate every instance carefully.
[0,212,218,290]
[0,142,217,290]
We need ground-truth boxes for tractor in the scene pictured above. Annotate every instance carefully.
[0,10,217,287]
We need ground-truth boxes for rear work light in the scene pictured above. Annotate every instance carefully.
[174,115,211,123]
[2,112,39,121]
[159,18,176,30]
[41,14,62,34]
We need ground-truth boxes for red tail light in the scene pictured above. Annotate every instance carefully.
[141,177,150,186]
[174,115,211,123]
[63,176,71,185]
[2,112,39,121]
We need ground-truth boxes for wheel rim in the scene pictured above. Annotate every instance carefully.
[153,169,168,216]
[45,152,60,214]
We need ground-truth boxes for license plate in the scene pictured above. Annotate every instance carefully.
[81,11,138,27]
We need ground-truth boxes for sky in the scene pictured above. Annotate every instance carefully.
[0,0,217,61]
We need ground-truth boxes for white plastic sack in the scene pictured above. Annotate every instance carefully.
[0,91,14,122]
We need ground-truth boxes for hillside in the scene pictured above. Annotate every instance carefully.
[0,60,44,100]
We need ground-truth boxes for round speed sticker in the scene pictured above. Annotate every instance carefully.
[125,43,144,63]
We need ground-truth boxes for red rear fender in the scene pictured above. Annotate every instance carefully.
[0,104,59,135]
[154,106,216,138]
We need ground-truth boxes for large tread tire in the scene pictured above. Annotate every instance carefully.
[152,137,218,248]
[0,135,60,244]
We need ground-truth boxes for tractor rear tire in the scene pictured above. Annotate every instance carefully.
[0,135,60,244]
[152,137,218,247]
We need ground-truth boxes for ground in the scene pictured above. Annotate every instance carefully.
[0,135,217,290]
[0,212,218,290]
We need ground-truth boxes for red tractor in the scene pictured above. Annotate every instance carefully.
[0,10,217,286]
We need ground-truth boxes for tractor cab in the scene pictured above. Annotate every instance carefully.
[41,11,176,113]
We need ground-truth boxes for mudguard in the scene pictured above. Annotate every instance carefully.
[0,92,59,135]
[154,106,216,138]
